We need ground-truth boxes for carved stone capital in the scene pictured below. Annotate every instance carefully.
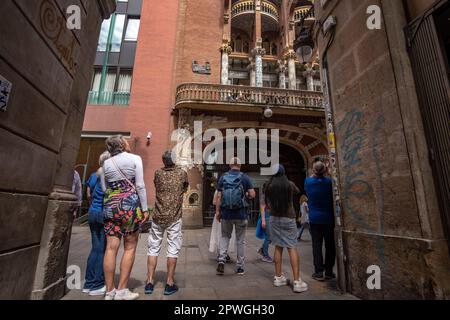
[277,59,288,73]
[251,47,266,57]
[220,44,232,55]
[283,50,297,61]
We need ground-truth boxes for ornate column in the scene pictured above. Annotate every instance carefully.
[220,41,232,85]
[248,57,256,87]
[284,50,297,90]
[303,64,315,91]
[277,59,287,89]
[252,47,266,87]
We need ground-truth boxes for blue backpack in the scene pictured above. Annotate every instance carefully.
[220,172,246,210]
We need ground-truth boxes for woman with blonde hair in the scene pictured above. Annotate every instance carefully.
[101,135,149,300]
[297,195,311,241]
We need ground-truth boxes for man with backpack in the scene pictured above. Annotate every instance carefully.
[215,157,255,276]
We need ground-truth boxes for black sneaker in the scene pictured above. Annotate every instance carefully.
[225,255,231,263]
[216,263,225,275]
[236,267,245,275]
[312,272,325,281]
[144,282,154,295]
[325,272,336,280]
[164,283,179,296]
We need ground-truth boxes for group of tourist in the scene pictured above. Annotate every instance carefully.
[80,135,336,300]
[214,157,335,294]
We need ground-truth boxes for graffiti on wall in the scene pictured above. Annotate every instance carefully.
[337,108,386,263]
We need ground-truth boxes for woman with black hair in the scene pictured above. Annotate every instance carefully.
[265,165,308,293]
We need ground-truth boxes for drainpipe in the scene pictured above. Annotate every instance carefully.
[322,57,347,293]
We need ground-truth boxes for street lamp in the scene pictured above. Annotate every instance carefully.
[263,106,273,118]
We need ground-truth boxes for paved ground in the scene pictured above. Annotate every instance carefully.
[63,226,356,300]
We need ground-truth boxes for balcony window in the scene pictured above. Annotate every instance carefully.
[124,18,140,41]
[88,68,132,106]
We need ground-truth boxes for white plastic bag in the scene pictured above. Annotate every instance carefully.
[209,218,236,253]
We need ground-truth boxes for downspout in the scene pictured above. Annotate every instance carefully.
[321,44,348,294]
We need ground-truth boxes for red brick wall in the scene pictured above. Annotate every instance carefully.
[125,0,180,203]
[83,1,180,203]
[173,0,224,90]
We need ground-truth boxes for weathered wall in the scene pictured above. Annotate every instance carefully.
[0,0,115,299]
[316,0,450,299]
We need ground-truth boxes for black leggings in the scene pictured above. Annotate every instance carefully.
[310,224,336,274]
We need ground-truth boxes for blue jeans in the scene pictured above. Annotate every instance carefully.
[261,238,272,257]
[84,212,105,290]
[261,212,272,257]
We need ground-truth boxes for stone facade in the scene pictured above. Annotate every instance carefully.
[315,0,450,299]
[0,0,115,299]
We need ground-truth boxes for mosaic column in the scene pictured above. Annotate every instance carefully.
[220,42,232,85]
[252,47,266,87]
[304,65,315,91]
[277,60,287,89]
[285,50,297,90]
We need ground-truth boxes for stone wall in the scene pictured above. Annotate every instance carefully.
[0,0,115,299]
[315,0,450,299]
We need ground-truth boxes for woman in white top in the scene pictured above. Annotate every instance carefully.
[298,195,311,241]
[101,136,149,300]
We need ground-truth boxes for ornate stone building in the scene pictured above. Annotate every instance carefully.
[81,0,327,228]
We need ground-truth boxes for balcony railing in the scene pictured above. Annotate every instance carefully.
[88,91,130,106]
[175,83,324,112]
[294,5,315,22]
[231,0,279,22]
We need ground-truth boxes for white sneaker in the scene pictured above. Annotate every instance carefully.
[293,280,308,293]
[89,285,106,296]
[273,275,288,287]
[104,289,116,300]
[114,289,139,300]
[82,288,90,294]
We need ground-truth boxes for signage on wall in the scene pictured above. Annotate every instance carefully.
[0,75,12,112]
[192,61,211,74]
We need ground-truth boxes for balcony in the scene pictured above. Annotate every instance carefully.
[294,5,315,22]
[88,91,130,106]
[174,83,324,116]
[231,0,279,23]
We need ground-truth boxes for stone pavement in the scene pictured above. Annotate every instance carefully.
[63,226,357,300]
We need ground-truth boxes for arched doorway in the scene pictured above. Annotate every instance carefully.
[202,142,307,227]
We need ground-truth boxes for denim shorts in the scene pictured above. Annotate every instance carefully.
[269,216,298,248]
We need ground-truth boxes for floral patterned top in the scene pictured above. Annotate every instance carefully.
[153,166,189,226]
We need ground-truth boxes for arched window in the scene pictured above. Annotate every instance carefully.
[243,40,249,53]
[263,38,270,54]
[235,35,243,52]
[271,43,278,56]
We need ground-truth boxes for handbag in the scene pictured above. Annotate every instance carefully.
[102,157,139,220]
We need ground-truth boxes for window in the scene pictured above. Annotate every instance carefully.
[117,70,133,92]
[111,14,126,52]
[97,18,111,51]
[96,14,126,52]
[124,18,140,41]
[89,68,133,105]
